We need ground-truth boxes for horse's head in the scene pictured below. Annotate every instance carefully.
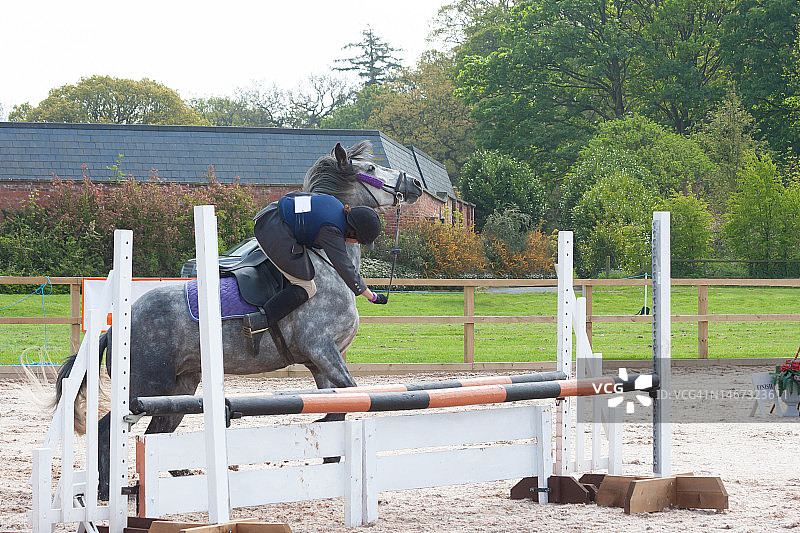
[303,141,423,208]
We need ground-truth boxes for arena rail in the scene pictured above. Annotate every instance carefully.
[0,276,82,354]
[359,276,800,362]
[1,276,797,377]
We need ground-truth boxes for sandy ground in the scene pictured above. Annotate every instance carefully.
[1,364,799,533]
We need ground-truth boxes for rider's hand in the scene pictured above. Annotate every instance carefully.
[370,293,388,304]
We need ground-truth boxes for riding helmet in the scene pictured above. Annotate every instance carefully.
[345,206,382,250]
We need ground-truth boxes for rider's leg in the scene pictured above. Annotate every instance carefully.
[243,269,316,334]
[263,283,311,327]
[264,265,316,327]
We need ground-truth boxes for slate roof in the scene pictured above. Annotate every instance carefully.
[0,122,455,199]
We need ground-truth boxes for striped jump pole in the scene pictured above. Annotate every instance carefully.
[222,373,659,419]
[129,370,568,418]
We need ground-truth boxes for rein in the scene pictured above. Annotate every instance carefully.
[354,172,405,301]
[385,203,402,301]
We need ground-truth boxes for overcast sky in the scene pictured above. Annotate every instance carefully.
[1,0,450,119]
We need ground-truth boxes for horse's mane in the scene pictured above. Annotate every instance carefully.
[303,141,373,195]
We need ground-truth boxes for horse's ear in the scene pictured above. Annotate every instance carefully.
[333,143,349,168]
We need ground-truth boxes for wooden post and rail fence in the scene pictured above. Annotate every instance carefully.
[1,276,799,369]
[0,276,83,354]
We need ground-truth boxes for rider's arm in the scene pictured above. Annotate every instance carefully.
[315,226,368,296]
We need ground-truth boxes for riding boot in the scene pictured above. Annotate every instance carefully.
[262,284,310,327]
[242,285,309,355]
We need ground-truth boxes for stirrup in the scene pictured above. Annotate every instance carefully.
[242,310,269,338]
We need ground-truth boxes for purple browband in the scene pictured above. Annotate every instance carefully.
[358,173,385,189]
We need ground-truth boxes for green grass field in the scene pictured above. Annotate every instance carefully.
[1,285,798,365]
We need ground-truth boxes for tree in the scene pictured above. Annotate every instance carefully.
[285,74,355,128]
[572,170,660,276]
[9,75,204,125]
[322,53,476,177]
[724,154,797,276]
[584,115,715,194]
[320,83,392,129]
[459,149,547,230]
[631,0,734,134]
[367,53,476,177]
[334,26,404,86]
[429,0,516,52]
[190,83,288,127]
[692,90,767,208]
[661,193,714,276]
[720,0,800,161]
[456,0,641,175]
[455,0,740,174]
[560,114,715,226]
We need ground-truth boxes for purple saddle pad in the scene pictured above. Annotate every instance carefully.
[185,276,258,322]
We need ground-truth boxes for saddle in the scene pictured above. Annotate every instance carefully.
[219,248,290,358]
[219,247,287,308]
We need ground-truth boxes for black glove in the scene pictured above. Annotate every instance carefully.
[370,293,388,304]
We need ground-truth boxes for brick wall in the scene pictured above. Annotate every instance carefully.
[0,180,300,212]
[0,180,473,235]
[0,181,48,210]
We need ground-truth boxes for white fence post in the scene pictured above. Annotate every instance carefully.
[344,420,364,527]
[535,405,553,503]
[652,211,672,477]
[556,231,573,475]
[109,229,133,533]
[194,205,231,523]
[607,406,623,474]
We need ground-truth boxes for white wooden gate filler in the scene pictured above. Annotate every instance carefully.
[137,405,552,526]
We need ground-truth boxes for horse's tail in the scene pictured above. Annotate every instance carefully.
[51,330,111,435]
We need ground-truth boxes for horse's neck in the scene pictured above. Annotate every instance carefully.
[347,243,362,272]
[308,244,362,294]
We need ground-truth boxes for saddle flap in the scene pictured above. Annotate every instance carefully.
[220,248,287,308]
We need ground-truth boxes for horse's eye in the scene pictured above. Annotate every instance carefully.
[368,165,375,172]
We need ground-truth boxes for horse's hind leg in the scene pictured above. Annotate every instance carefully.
[306,354,354,424]
[308,364,345,423]
[96,413,192,500]
[97,372,200,500]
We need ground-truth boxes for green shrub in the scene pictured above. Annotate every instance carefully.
[459,150,547,231]
[661,193,714,277]
[573,170,659,276]
[482,206,532,253]
[0,174,256,278]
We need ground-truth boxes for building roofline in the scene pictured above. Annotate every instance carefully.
[0,121,383,137]
[407,144,447,171]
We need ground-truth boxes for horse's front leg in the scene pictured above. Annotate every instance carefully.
[306,360,351,423]
[303,347,357,463]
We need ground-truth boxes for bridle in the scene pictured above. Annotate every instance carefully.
[356,172,408,206]
[354,171,408,301]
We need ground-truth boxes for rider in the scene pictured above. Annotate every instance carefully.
[244,191,388,336]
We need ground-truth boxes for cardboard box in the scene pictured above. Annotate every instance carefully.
[150,519,291,533]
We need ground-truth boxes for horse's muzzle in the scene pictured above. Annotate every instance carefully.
[399,173,423,204]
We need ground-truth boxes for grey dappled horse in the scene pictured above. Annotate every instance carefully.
[54,141,422,500]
